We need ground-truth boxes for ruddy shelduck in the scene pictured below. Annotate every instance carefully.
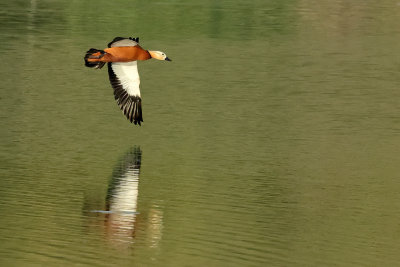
[84,37,171,125]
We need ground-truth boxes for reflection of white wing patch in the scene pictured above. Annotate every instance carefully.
[110,168,139,213]
[108,62,143,125]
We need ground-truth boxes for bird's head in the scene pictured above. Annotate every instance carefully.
[149,51,171,61]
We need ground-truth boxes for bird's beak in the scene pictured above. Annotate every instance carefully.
[165,57,172,61]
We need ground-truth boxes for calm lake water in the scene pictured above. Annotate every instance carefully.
[1,0,400,266]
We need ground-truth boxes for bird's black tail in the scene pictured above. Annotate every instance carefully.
[84,48,106,69]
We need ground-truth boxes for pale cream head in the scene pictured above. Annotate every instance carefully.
[149,51,171,61]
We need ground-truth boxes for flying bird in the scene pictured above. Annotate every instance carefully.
[84,37,171,125]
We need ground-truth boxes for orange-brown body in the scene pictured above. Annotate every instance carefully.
[88,46,151,63]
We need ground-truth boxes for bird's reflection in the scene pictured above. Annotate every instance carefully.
[85,147,163,249]
[103,147,142,243]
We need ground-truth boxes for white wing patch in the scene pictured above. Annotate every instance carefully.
[111,62,141,97]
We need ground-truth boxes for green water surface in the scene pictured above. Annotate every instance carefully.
[1,0,400,266]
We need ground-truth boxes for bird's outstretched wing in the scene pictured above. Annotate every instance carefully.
[108,37,139,48]
[108,62,143,125]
